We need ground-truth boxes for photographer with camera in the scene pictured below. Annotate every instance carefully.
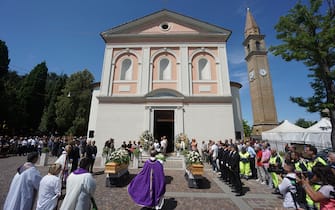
[290,151,308,173]
[279,163,306,210]
[305,145,327,209]
[298,165,335,210]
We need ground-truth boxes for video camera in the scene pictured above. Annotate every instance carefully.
[295,171,313,179]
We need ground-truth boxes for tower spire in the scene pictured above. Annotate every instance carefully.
[244,8,260,38]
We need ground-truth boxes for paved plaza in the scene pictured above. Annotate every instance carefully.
[0,155,284,210]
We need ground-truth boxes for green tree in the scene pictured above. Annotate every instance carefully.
[0,40,24,135]
[243,120,252,138]
[0,40,10,77]
[39,73,67,134]
[55,69,94,136]
[269,0,335,149]
[0,40,10,133]
[295,118,317,128]
[18,62,48,132]
[3,71,23,134]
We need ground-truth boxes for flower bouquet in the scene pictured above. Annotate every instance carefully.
[155,153,166,164]
[185,151,202,165]
[139,130,154,151]
[175,133,188,151]
[107,148,130,164]
[105,148,130,174]
[185,151,203,175]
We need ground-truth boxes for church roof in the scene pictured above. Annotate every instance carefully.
[101,9,232,43]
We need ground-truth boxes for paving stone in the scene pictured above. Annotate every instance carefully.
[0,155,285,210]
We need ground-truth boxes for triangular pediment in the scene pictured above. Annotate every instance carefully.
[101,9,231,42]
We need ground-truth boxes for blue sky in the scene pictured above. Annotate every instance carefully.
[0,0,320,125]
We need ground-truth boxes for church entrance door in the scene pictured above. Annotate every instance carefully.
[154,110,174,153]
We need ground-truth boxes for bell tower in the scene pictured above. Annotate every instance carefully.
[243,8,278,137]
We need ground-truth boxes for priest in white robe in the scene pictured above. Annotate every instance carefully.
[55,144,71,185]
[36,163,62,210]
[3,152,42,210]
[60,157,96,210]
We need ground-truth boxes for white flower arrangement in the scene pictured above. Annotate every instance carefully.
[139,130,154,151]
[107,148,130,164]
[185,151,202,165]
[175,133,189,151]
[155,153,166,163]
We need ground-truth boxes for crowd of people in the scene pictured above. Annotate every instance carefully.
[3,135,98,210]
[2,134,335,210]
[200,139,335,209]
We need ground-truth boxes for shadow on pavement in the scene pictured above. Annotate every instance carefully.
[165,175,173,184]
[140,197,178,210]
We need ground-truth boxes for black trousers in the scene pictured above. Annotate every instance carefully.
[232,169,242,192]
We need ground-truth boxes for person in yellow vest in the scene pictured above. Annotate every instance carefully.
[239,147,251,180]
[290,151,308,173]
[304,145,327,210]
[268,149,283,194]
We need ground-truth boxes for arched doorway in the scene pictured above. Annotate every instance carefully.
[154,110,174,153]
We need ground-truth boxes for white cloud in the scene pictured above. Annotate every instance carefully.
[228,50,245,65]
[230,68,249,91]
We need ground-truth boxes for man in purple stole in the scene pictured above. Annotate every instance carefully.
[128,150,166,209]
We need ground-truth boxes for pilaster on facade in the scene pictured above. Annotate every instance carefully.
[141,47,150,95]
[175,106,185,135]
[218,45,231,97]
[180,46,189,96]
[108,63,115,96]
[149,62,153,92]
[188,62,193,96]
[100,47,113,96]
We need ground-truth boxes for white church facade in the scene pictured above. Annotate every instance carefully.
[87,10,244,153]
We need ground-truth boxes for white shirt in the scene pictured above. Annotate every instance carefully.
[278,173,299,209]
[36,174,61,210]
[211,144,218,159]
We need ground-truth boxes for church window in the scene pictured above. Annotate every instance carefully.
[120,58,132,80]
[198,58,211,80]
[160,22,170,31]
[159,58,171,80]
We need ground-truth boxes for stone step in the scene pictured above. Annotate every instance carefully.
[164,155,185,169]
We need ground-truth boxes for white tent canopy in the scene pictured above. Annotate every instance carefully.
[261,118,332,151]
[262,120,306,151]
[304,117,332,149]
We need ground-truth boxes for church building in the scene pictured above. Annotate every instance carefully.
[87,10,244,153]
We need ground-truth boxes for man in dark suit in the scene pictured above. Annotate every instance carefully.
[69,140,80,172]
[230,145,244,196]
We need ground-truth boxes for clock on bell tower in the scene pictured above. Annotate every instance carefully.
[243,8,278,137]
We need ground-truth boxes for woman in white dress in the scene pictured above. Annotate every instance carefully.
[36,163,62,210]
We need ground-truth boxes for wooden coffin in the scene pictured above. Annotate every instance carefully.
[105,162,128,174]
[187,164,204,176]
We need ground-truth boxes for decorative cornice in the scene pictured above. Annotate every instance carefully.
[242,34,266,46]
[244,50,268,61]
[96,95,233,104]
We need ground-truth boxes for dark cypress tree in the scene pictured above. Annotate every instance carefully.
[18,62,48,133]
